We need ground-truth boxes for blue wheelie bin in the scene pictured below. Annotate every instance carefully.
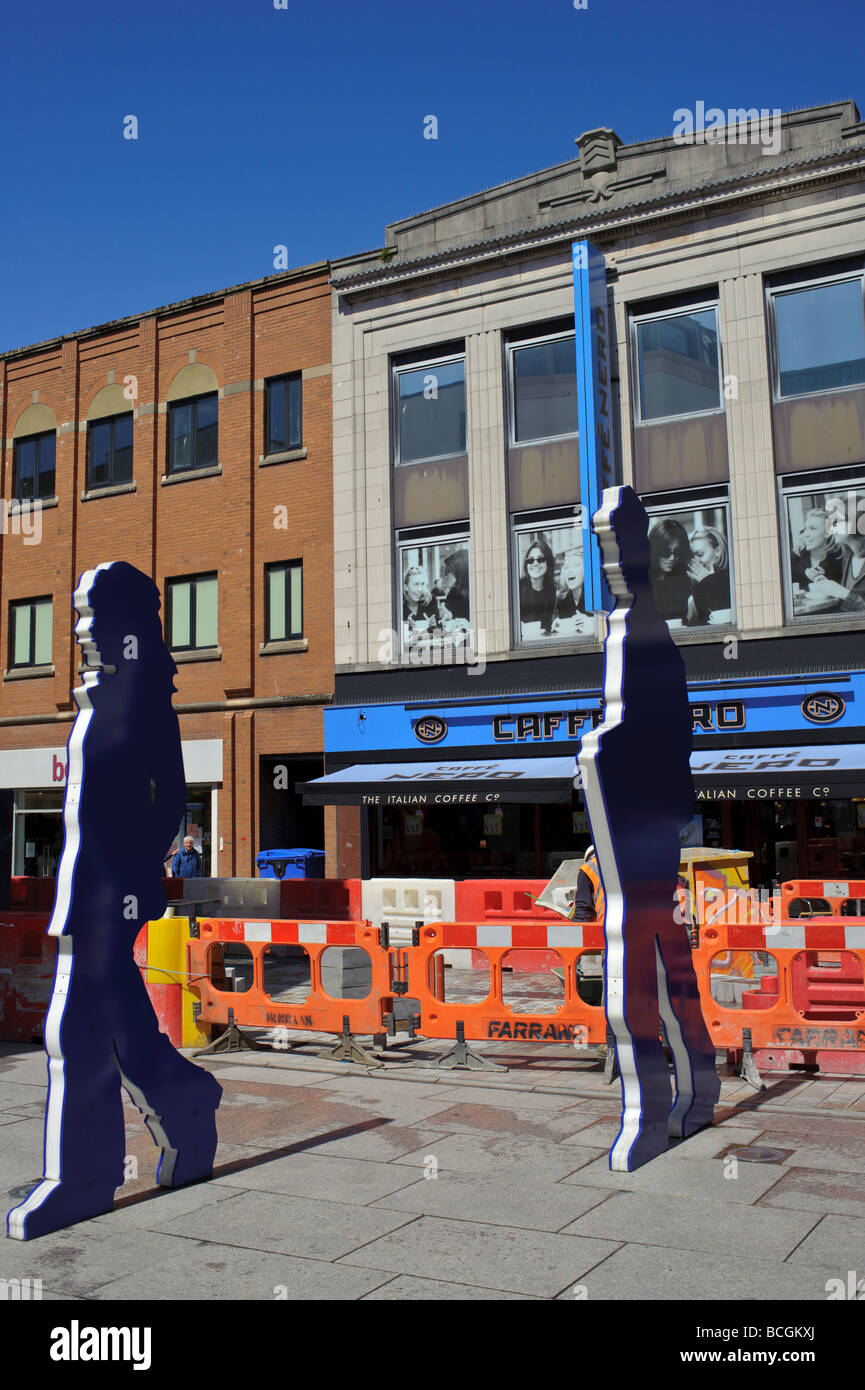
[256,848,325,880]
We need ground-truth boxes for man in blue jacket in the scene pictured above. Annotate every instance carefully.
[171,835,202,878]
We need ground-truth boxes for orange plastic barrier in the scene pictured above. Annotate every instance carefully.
[188,918,391,1046]
[781,879,865,915]
[693,910,865,1075]
[406,919,607,1048]
[454,881,564,971]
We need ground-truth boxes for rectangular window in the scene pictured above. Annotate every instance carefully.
[512,511,593,646]
[632,304,723,423]
[508,332,578,444]
[13,432,56,501]
[643,492,734,631]
[87,413,133,489]
[168,393,218,474]
[398,530,471,658]
[395,355,466,465]
[10,597,52,668]
[769,274,865,399]
[265,375,302,454]
[780,471,865,622]
[265,561,303,641]
[166,573,218,650]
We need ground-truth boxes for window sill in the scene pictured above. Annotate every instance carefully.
[259,447,307,467]
[259,638,308,655]
[171,647,222,664]
[4,664,55,681]
[81,482,138,502]
[8,497,57,515]
[161,465,222,486]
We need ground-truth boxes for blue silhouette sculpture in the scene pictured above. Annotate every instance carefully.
[578,487,720,1171]
[7,563,222,1240]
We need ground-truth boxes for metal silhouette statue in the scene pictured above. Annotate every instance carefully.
[578,487,720,1171]
[7,562,222,1240]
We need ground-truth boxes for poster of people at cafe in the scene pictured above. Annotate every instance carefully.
[400,536,473,657]
[513,518,596,643]
[783,482,865,619]
[645,502,734,630]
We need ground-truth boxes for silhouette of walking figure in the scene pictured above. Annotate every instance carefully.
[578,488,720,1172]
[8,562,222,1240]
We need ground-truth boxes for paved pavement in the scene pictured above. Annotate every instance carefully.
[2,1037,865,1301]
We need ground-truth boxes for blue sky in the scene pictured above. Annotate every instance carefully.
[1,0,861,351]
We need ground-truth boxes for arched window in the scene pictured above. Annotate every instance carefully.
[166,365,219,475]
[12,404,57,502]
[86,385,135,490]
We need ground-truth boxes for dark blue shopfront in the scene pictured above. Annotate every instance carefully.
[304,670,865,887]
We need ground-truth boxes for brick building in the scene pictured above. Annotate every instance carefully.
[0,261,336,878]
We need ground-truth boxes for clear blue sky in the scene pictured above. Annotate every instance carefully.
[1,0,860,352]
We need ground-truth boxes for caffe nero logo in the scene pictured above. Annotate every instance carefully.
[801,692,846,725]
[414,716,448,745]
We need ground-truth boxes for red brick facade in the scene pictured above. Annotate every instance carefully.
[0,264,339,877]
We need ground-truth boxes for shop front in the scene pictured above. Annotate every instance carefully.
[304,670,865,889]
[0,739,223,877]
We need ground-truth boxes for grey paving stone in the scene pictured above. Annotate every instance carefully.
[787,1214,865,1271]
[0,1081,48,1110]
[554,1242,834,1301]
[361,1275,541,1300]
[150,1188,416,1260]
[338,1215,620,1297]
[91,1245,394,1301]
[212,1151,423,1204]
[562,1153,787,1204]
[392,1131,602,1181]
[308,1125,453,1162]
[0,1226,218,1300]
[371,1171,610,1230]
[757,1168,865,1219]
[562,1190,820,1260]
[750,1132,865,1175]
[305,1074,450,1100]
[419,1101,592,1142]
[89,1182,248,1231]
[663,1123,767,1160]
[561,1119,622,1147]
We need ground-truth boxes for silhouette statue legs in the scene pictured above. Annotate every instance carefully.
[8,946,221,1240]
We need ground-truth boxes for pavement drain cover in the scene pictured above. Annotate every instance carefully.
[8,1179,42,1200]
[725,1145,790,1164]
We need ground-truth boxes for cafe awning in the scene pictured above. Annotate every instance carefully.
[301,744,865,807]
[299,756,577,806]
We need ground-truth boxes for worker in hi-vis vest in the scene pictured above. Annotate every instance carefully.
[568,845,604,923]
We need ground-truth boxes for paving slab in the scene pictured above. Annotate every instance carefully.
[90,1244,395,1301]
[392,1131,602,1181]
[338,1215,620,1297]
[306,1124,453,1162]
[0,1081,49,1111]
[563,1153,788,1204]
[361,1274,541,1300]
[148,1188,417,1261]
[0,1225,225,1300]
[562,1190,821,1260]
[757,1167,865,1219]
[786,1214,865,1271]
[663,1123,768,1160]
[747,1131,865,1175]
[212,1151,423,1205]
[419,1100,593,1142]
[553,1241,836,1301]
[371,1171,610,1230]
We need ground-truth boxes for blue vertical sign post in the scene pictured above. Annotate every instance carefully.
[573,240,616,614]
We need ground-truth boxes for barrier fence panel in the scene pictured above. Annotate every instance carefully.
[405,921,608,1051]
[188,919,392,1054]
[693,912,865,1076]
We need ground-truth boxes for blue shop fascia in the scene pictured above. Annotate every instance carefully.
[304,633,865,888]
